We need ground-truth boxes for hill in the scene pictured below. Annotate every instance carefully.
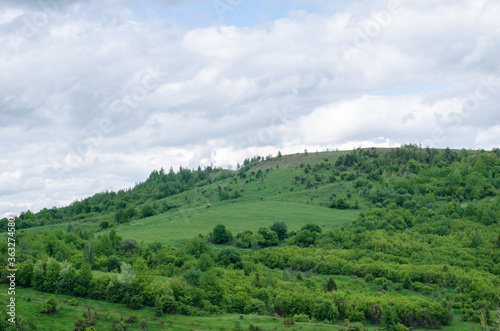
[1,145,500,330]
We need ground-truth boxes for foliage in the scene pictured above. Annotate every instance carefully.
[3,146,500,330]
[40,297,58,314]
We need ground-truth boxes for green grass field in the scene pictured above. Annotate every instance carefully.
[115,200,360,245]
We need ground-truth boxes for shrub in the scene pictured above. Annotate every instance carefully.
[40,297,57,314]
[293,314,310,322]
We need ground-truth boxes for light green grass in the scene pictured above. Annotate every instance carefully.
[116,200,360,245]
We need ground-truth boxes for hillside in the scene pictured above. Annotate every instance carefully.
[1,145,500,330]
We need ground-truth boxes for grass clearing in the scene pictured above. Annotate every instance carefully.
[116,200,360,245]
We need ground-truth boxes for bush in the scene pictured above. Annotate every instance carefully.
[141,204,155,218]
[127,295,143,310]
[40,297,57,314]
[421,286,434,295]
[312,299,338,322]
[345,322,367,331]
[293,314,310,322]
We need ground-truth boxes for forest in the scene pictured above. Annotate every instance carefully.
[1,145,499,330]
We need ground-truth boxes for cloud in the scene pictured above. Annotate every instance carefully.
[1,0,500,217]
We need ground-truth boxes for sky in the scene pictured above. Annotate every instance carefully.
[1,0,500,218]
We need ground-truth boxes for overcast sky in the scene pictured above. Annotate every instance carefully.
[1,0,499,217]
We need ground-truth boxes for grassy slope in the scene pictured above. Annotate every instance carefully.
[112,150,369,245]
[116,201,360,245]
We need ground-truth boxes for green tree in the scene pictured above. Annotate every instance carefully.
[99,220,109,230]
[326,277,337,292]
[312,298,338,322]
[141,203,155,218]
[118,262,136,286]
[106,255,120,272]
[270,221,288,240]
[257,227,279,246]
[301,223,322,233]
[84,240,94,266]
[197,253,215,271]
[471,230,483,247]
[200,269,227,307]
[43,258,61,293]
[58,262,77,295]
[74,264,93,297]
[217,247,242,267]
[382,305,397,330]
[184,237,212,258]
[212,224,229,244]
[17,261,34,286]
[32,260,46,291]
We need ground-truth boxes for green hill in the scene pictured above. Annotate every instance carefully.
[1,145,500,330]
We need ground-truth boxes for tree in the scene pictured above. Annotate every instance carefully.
[118,262,136,286]
[32,260,46,291]
[84,240,94,266]
[326,277,337,292]
[270,221,288,240]
[74,264,93,297]
[200,269,227,306]
[141,203,155,218]
[402,275,412,289]
[212,224,229,244]
[107,255,120,272]
[301,223,322,234]
[58,262,77,295]
[382,305,397,330]
[217,247,242,267]
[257,227,279,246]
[43,259,61,293]
[312,298,339,322]
[121,239,140,255]
[471,230,483,247]
[99,220,109,230]
[290,230,316,247]
[184,237,212,258]
[197,253,215,271]
[17,261,34,286]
